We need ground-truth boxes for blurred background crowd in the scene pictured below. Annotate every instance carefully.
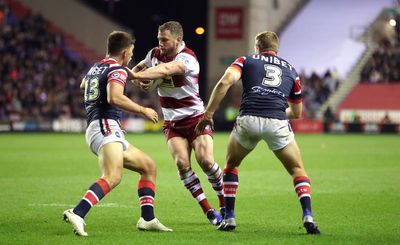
[0,0,399,129]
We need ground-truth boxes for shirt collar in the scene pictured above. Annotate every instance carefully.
[177,41,186,53]
[260,51,277,56]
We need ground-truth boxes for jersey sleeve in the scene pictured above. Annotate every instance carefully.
[229,56,246,76]
[288,76,302,103]
[175,52,199,75]
[107,67,128,86]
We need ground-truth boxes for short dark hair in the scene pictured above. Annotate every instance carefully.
[107,31,135,56]
[255,31,279,53]
[158,21,183,38]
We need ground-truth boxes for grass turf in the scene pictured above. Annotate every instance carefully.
[0,133,399,244]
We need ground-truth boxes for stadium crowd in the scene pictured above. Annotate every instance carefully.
[361,39,400,83]
[0,1,87,121]
[0,1,155,122]
[299,70,339,118]
[8,1,400,123]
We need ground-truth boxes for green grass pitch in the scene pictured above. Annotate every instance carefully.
[0,133,399,244]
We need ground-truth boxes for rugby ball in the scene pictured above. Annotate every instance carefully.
[146,78,163,91]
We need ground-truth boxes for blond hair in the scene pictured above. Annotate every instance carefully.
[158,21,183,38]
[255,31,279,53]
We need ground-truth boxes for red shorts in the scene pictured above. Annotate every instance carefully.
[163,114,213,144]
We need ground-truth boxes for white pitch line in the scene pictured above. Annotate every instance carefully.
[28,203,132,208]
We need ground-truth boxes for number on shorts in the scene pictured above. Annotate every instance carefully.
[262,64,282,87]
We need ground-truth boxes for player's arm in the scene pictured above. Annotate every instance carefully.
[132,60,148,72]
[286,102,302,119]
[195,67,240,133]
[127,60,185,80]
[129,60,149,86]
[107,82,158,123]
[204,67,241,118]
[286,75,302,119]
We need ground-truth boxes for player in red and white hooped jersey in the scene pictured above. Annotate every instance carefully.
[128,21,224,225]
[63,31,171,236]
[142,42,203,122]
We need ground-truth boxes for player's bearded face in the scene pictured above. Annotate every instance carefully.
[158,30,179,56]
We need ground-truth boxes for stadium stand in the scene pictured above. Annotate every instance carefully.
[1,0,398,133]
[338,84,400,123]
[279,0,394,119]
[0,0,157,132]
[0,0,88,123]
[278,0,400,133]
[336,6,400,123]
[361,40,400,83]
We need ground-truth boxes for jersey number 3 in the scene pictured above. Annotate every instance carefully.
[262,64,282,87]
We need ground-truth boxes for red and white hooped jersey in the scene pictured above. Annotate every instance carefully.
[142,42,204,122]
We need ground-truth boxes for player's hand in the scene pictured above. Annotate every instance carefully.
[126,65,147,80]
[125,68,137,80]
[195,114,214,134]
[141,107,159,123]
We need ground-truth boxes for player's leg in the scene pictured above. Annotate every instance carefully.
[123,144,172,232]
[168,137,215,223]
[273,139,320,234]
[123,144,156,222]
[217,133,252,231]
[64,142,123,236]
[192,134,225,216]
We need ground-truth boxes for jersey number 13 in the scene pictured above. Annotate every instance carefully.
[83,77,100,101]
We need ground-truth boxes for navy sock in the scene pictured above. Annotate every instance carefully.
[138,180,155,221]
[73,178,110,218]
[223,167,239,219]
[293,176,313,218]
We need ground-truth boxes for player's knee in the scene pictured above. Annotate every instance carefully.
[199,159,214,171]
[141,157,157,176]
[174,157,190,169]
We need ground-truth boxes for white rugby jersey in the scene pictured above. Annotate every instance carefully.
[142,42,204,122]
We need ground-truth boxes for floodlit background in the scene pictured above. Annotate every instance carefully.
[1,0,399,133]
[0,1,399,243]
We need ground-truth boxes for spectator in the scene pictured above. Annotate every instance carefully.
[0,2,155,124]
[323,106,337,124]
[361,40,400,83]
[380,113,392,124]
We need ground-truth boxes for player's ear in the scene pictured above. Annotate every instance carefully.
[121,49,127,60]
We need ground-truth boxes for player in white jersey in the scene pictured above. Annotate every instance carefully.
[127,21,224,225]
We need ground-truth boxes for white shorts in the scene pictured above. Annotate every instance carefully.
[231,115,294,151]
[85,119,129,155]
